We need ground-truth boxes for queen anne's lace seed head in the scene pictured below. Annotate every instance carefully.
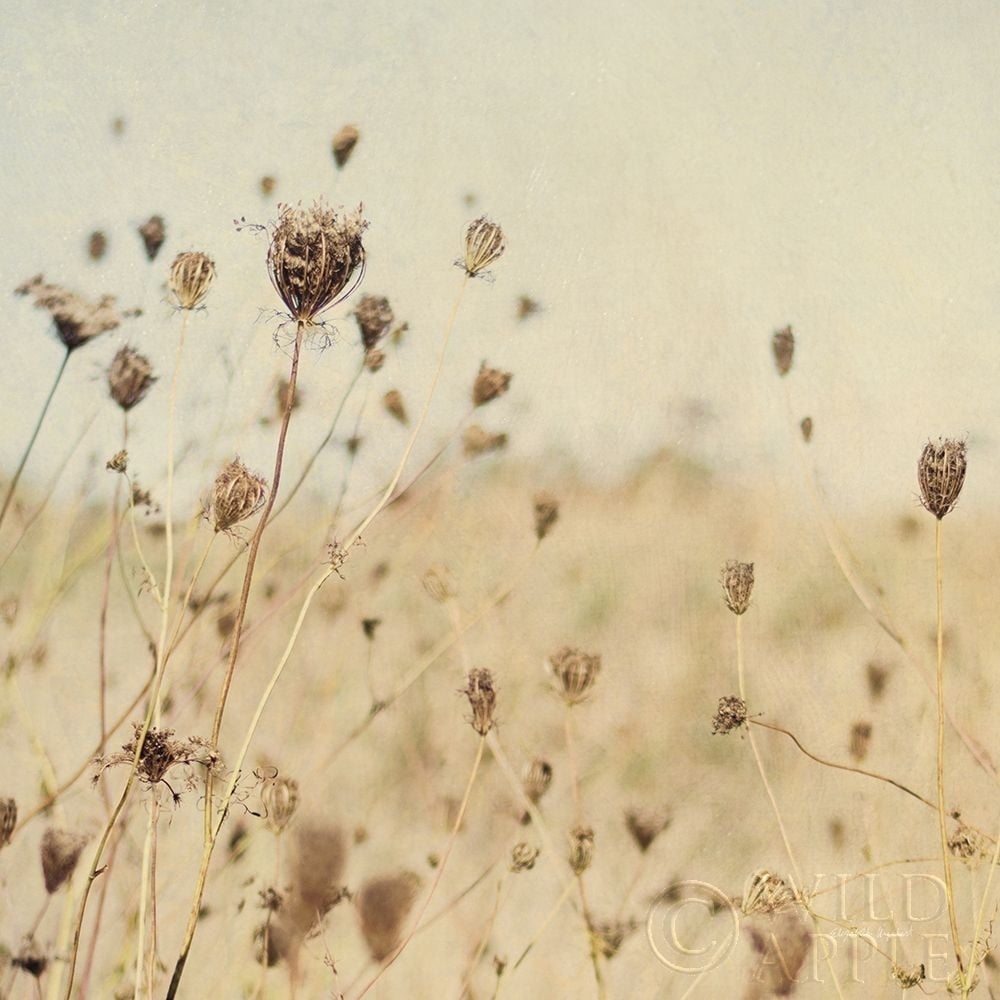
[169,252,216,310]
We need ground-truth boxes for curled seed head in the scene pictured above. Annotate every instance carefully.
[383,389,408,424]
[624,806,672,853]
[473,363,513,407]
[40,828,88,893]
[712,695,748,734]
[548,646,601,705]
[510,842,540,873]
[356,871,421,962]
[721,560,754,615]
[461,217,506,277]
[208,459,268,533]
[0,798,16,848]
[261,776,300,835]
[533,492,559,541]
[772,325,794,376]
[353,294,394,350]
[568,825,595,875]
[138,215,166,261]
[849,721,872,763]
[522,758,553,806]
[15,274,121,351]
[108,346,156,411]
[267,200,367,325]
[332,124,360,168]
[918,438,967,519]
[740,870,795,916]
[464,667,497,736]
[463,425,508,458]
[169,251,216,310]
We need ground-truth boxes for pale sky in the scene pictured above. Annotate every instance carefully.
[3,1,1000,517]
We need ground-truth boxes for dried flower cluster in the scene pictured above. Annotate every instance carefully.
[739,870,796,916]
[40,828,88,894]
[464,667,497,736]
[712,695,748,734]
[261,775,300,835]
[568,825,595,875]
[207,459,268,533]
[16,274,122,351]
[918,438,967,519]
[548,646,601,705]
[461,217,506,277]
[356,871,421,962]
[267,200,367,325]
[169,251,216,310]
[108,346,156,411]
[473,363,512,407]
[354,294,394,350]
[533,492,559,541]
[772,325,794,376]
[510,842,540,872]
[721,560,754,615]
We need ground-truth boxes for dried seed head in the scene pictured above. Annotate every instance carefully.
[918,438,967,519]
[800,416,813,443]
[593,920,632,959]
[464,668,497,736]
[533,492,559,541]
[461,217,506,277]
[892,964,926,989]
[332,124,360,168]
[108,346,156,411]
[516,295,540,320]
[260,175,277,197]
[40,828,88,893]
[12,937,47,979]
[364,348,385,372]
[745,906,812,995]
[948,821,990,869]
[866,661,889,701]
[712,695,747,734]
[169,251,216,310]
[740,870,795,916]
[522,758,553,806]
[138,215,166,261]
[106,449,128,473]
[383,389,408,424]
[261,776,300,835]
[548,646,601,705]
[353,294,394,350]
[848,721,872,763]
[947,968,980,995]
[624,806,672,853]
[356,871,421,962]
[16,274,122,351]
[0,797,16,848]
[568,825,595,875]
[267,200,367,325]
[286,822,348,933]
[88,230,107,261]
[772,325,794,376]
[96,723,219,792]
[721,560,754,615]
[422,564,455,603]
[473,363,513,407]
[361,617,381,640]
[208,459,268,533]
[463,425,508,458]
[510,842,540,872]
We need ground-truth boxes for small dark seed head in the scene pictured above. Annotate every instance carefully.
[138,215,166,261]
[464,668,497,736]
[353,294,394,350]
[0,797,16,848]
[12,938,47,979]
[533,492,559,541]
[624,806,672,853]
[208,459,268,533]
[473,363,513,407]
[721,561,754,615]
[463,425,508,457]
[40,828,88,893]
[383,389,408,424]
[568,825,595,875]
[917,438,967,519]
[772,325,794,376]
[108,346,156,411]
[332,124,360,168]
[849,721,872,763]
[712,695,748,734]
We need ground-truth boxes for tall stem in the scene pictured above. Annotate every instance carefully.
[935,519,964,978]
[0,348,70,532]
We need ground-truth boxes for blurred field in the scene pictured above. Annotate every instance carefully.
[4,436,1000,999]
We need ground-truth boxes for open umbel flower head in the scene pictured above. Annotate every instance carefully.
[721,560,755,615]
[169,251,216,309]
[918,438,967,519]
[208,459,268,533]
[461,216,505,277]
[267,201,367,325]
[108,346,156,411]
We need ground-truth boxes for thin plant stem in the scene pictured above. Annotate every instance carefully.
[0,348,70,532]
[458,874,510,1000]
[354,736,487,998]
[935,519,964,978]
[966,810,1000,998]
[511,876,577,971]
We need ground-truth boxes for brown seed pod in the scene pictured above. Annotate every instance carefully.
[332,124,360,168]
[461,217,506,277]
[138,215,166,261]
[917,438,967,519]
[267,200,367,325]
[169,251,216,310]
[108,346,156,411]
[208,459,268,533]
[88,230,108,261]
[473,363,513,407]
[260,175,277,197]
[721,560,754,615]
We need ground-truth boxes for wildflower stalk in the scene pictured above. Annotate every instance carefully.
[0,348,70,532]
